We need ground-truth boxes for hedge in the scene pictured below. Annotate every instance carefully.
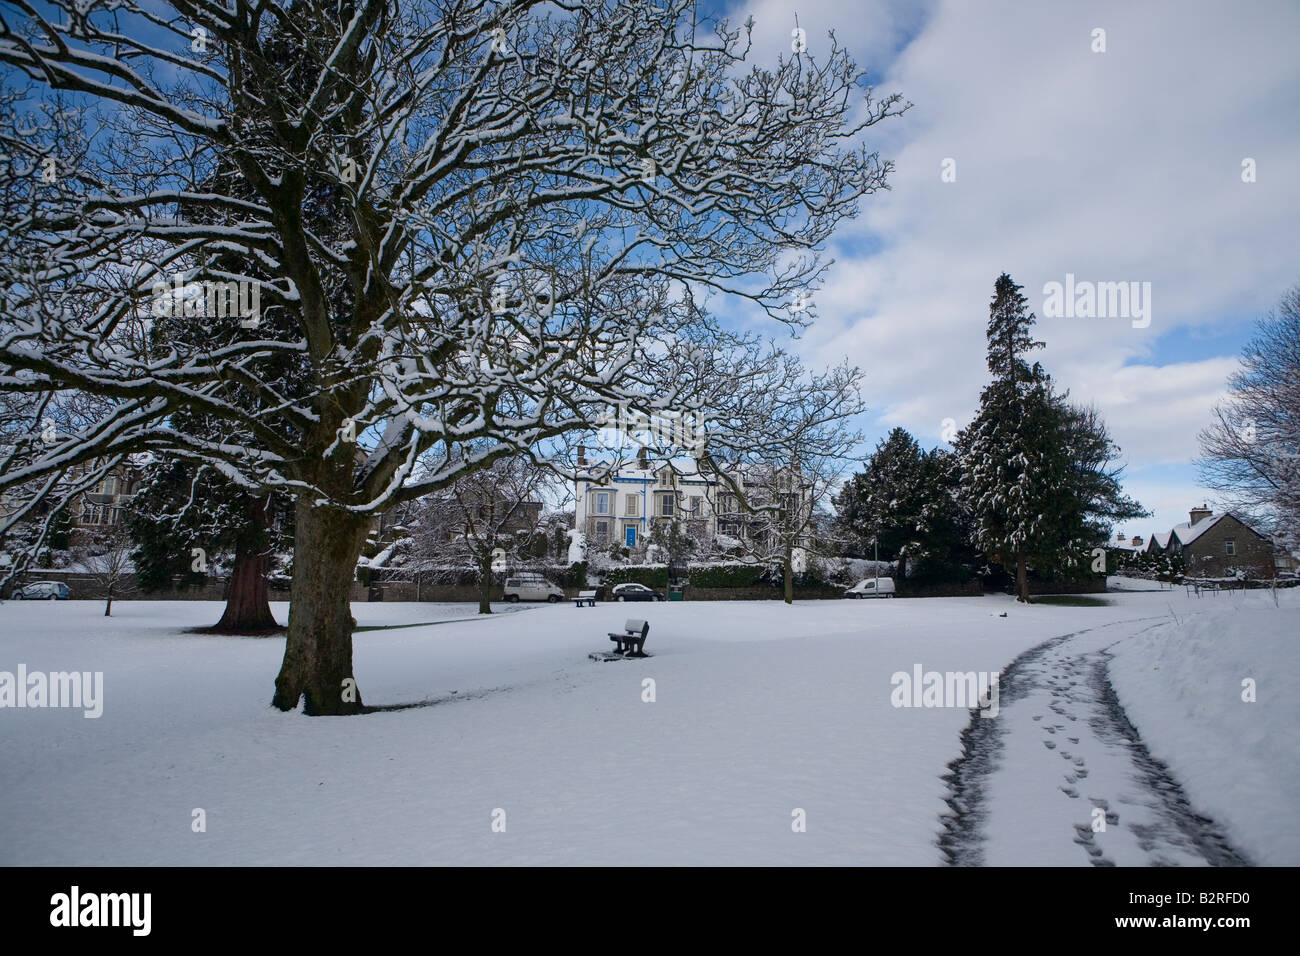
[687,563,767,588]
[604,564,669,589]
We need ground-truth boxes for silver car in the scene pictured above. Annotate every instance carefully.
[10,580,72,600]
[502,576,564,603]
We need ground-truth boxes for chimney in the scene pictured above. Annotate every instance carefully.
[638,446,648,470]
[1189,504,1212,526]
[1131,536,1143,547]
[576,444,586,467]
[1115,533,1126,544]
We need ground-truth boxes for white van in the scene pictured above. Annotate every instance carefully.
[502,575,565,603]
[844,577,896,598]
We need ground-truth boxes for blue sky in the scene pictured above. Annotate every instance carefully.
[703,0,1300,537]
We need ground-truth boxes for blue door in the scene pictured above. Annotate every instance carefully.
[625,526,637,547]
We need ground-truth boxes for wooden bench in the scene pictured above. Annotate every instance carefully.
[574,589,598,607]
[608,618,649,656]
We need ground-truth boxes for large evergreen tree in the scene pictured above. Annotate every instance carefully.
[834,427,926,580]
[958,274,1144,601]
[834,429,975,585]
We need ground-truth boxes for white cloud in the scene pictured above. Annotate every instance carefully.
[726,0,1300,478]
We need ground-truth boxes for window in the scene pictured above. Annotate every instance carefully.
[690,496,701,515]
[593,492,611,515]
[594,520,610,544]
[625,494,639,516]
[659,494,674,516]
[1225,539,1236,556]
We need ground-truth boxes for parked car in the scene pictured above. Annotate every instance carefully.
[610,582,666,602]
[10,581,71,600]
[844,577,896,599]
[502,576,564,603]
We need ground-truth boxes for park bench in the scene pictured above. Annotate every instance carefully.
[608,618,649,656]
[574,589,598,607]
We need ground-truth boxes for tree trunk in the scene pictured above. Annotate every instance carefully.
[478,555,493,615]
[214,549,278,631]
[104,590,112,617]
[1016,553,1030,603]
[783,540,794,604]
[272,501,371,715]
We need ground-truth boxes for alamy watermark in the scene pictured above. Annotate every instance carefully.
[149,273,261,327]
[0,665,103,717]
[50,886,150,936]
[891,664,999,717]
[1042,273,1151,329]
[594,402,707,455]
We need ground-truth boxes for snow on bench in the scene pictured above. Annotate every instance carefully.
[574,589,598,607]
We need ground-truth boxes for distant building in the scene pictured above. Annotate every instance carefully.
[1145,505,1275,578]
[1109,532,1144,552]
[70,461,146,533]
[573,446,812,554]
[574,447,714,550]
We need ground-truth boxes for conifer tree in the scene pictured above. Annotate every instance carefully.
[958,274,1144,601]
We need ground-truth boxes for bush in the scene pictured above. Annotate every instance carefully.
[550,561,587,589]
[687,563,766,588]
[604,564,669,589]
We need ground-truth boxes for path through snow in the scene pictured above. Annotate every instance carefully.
[939,617,1250,866]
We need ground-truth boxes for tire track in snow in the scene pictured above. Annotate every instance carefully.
[938,615,1249,866]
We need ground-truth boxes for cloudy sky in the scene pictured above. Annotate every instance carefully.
[712,0,1300,537]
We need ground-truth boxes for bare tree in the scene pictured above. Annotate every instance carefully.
[406,453,551,613]
[81,524,136,616]
[1198,284,1300,550]
[701,357,864,603]
[0,0,905,713]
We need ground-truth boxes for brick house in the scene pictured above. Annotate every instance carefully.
[1145,505,1275,578]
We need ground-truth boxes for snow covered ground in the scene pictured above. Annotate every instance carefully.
[0,586,1294,865]
[1107,587,1300,865]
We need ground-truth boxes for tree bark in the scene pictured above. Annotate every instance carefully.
[214,549,278,631]
[104,591,112,616]
[783,540,794,604]
[478,554,493,615]
[1016,552,1030,603]
[272,501,371,715]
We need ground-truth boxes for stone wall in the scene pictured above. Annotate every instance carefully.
[896,580,983,598]
[684,585,843,601]
[1026,577,1107,595]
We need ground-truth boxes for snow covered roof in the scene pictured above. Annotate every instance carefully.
[578,457,713,483]
[1148,511,1264,551]
[1169,513,1228,547]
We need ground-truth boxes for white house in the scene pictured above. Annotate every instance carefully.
[573,447,814,557]
[574,448,716,550]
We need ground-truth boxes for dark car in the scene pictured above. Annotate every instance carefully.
[610,583,666,602]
